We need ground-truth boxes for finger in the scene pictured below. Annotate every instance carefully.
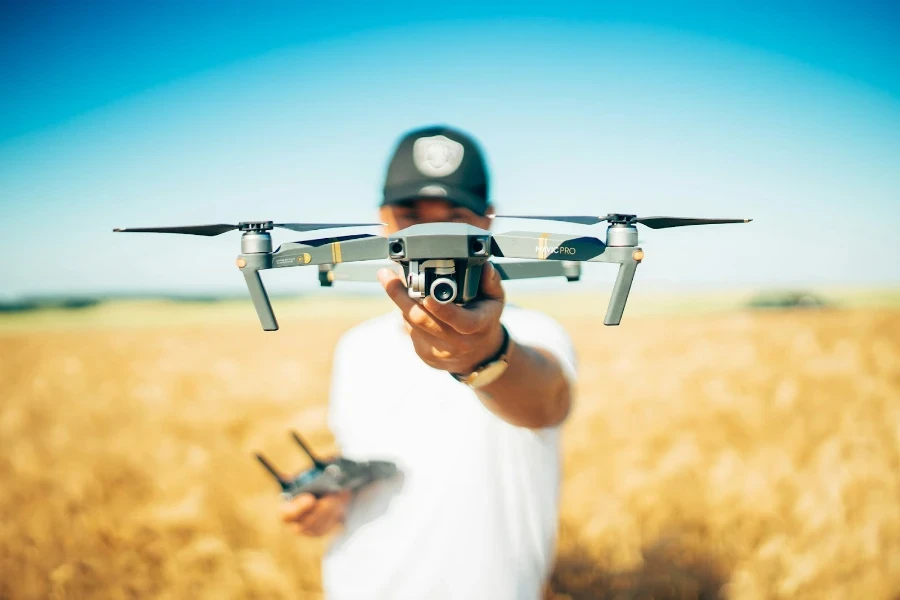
[422,264,504,334]
[403,301,454,338]
[287,491,348,537]
[281,493,316,523]
[408,327,462,362]
[303,503,345,537]
[378,268,417,313]
[298,492,348,535]
[423,295,503,335]
[479,262,505,301]
[323,489,353,532]
[378,268,449,336]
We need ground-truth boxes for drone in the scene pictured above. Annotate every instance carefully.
[114,213,751,330]
[255,430,398,500]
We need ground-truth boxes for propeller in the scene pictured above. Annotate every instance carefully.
[492,214,752,229]
[113,221,384,236]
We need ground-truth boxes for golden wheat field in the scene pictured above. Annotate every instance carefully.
[1,293,899,599]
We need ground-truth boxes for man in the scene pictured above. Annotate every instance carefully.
[281,125,577,599]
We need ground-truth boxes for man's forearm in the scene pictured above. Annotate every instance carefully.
[474,338,572,429]
[378,265,572,428]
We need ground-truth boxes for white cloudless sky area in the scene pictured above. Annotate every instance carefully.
[1,21,898,299]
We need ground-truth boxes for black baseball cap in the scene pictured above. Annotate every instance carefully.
[381,125,490,216]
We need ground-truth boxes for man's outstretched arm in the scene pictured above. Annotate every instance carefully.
[472,333,572,429]
[378,263,572,429]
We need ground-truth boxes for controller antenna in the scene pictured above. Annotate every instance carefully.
[291,431,327,470]
[255,453,289,490]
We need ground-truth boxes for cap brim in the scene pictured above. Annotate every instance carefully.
[382,182,488,216]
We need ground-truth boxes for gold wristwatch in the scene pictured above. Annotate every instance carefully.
[451,325,511,389]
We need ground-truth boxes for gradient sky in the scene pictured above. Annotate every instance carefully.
[1,1,898,299]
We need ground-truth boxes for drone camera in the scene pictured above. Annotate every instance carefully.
[471,238,487,255]
[430,277,458,304]
[406,258,462,303]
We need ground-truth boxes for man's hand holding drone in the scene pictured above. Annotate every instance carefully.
[377,263,506,376]
[379,261,572,429]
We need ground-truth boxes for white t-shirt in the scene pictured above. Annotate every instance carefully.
[322,305,577,600]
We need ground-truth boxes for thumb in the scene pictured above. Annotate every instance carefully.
[377,267,401,288]
[479,262,504,301]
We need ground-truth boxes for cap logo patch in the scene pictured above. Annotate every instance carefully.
[418,184,448,197]
[413,135,464,177]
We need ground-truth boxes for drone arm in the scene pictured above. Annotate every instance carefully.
[492,260,581,281]
[235,236,388,332]
[271,235,389,269]
[242,269,278,331]
[490,231,607,261]
[605,259,638,326]
[238,253,278,331]
[319,259,579,285]
[317,261,402,285]
[492,232,643,325]
[584,246,644,326]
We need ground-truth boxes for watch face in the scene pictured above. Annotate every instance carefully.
[470,360,509,389]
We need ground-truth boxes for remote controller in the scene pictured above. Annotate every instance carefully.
[256,431,398,500]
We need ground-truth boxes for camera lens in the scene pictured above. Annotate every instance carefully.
[430,278,458,304]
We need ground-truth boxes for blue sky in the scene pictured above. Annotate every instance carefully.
[1,2,898,298]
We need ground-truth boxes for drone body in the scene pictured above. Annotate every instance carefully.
[114,213,751,331]
[256,431,398,500]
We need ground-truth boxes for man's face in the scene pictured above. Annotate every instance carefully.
[379,198,493,234]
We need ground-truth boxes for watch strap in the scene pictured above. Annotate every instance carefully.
[450,325,510,382]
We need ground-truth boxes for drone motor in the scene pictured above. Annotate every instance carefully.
[241,230,273,254]
[605,223,639,247]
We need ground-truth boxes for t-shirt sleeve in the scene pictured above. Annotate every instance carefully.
[502,308,578,387]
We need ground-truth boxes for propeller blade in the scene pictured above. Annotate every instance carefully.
[113,222,383,236]
[492,214,752,229]
[635,217,752,229]
[292,233,379,246]
[113,224,238,236]
[491,215,606,225]
[275,222,384,232]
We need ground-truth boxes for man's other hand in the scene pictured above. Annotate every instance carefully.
[378,262,506,375]
[280,490,352,537]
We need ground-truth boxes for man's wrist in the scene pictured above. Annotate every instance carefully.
[450,324,509,382]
